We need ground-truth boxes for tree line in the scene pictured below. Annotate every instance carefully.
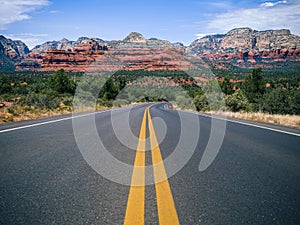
[0,68,299,118]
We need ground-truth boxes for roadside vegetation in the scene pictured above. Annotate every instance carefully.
[0,68,299,126]
[0,70,77,122]
[209,111,300,127]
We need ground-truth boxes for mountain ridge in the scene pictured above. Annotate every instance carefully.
[0,28,299,71]
[187,27,299,55]
[0,35,29,60]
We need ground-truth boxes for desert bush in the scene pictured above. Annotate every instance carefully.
[225,90,249,112]
[113,99,129,107]
[20,92,60,109]
[262,87,300,115]
[176,94,193,110]
[193,94,209,111]
[202,79,225,111]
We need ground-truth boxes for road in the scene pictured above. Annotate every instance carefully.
[0,103,299,225]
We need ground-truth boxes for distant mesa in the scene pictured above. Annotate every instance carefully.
[186,27,300,68]
[1,28,300,72]
[187,27,299,55]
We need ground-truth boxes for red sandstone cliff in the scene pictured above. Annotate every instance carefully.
[33,33,192,72]
[187,28,300,67]
[11,28,300,72]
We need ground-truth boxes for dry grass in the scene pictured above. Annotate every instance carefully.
[210,111,300,128]
[0,104,111,123]
[173,103,300,128]
[0,107,72,123]
[0,102,139,124]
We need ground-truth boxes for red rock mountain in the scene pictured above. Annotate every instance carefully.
[1,28,299,72]
[17,32,190,72]
[187,28,300,68]
[0,35,29,71]
[0,35,29,60]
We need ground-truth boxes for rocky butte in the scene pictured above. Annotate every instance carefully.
[0,35,29,60]
[187,28,300,68]
[0,35,30,71]
[0,28,299,72]
[15,32,191,72]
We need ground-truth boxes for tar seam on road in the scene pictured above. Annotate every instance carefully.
[124,106,180,225]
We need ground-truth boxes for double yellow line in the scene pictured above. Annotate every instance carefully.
[124,106,180,225]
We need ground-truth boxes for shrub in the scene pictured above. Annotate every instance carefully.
[193,94,209,111]
[225,90,249,112]
[176,95,193,110]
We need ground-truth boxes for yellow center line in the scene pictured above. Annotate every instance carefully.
[147,109,180,225]
[124,106,180,225]
[124,108,148,225]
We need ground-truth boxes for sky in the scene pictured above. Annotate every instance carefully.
[1,0,300,49]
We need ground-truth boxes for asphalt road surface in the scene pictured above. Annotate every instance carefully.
[0,103,299,225]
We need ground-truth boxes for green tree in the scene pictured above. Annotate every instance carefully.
[49,69,75,94]
[289,89,300,115]
[0,76,13,95]
[100,77,119,100]
[219,76,234,95]
[242,68,266,104]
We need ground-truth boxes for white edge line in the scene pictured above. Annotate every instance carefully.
[2,105,299,137]
[176,109,300,137]
[0,107,130,134]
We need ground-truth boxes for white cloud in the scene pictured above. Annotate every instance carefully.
[260,1,287,7]
[195,33,217,39]
[199,0,300,36]
[6,33,48,49]
[195,33,207,38]
[0,0,50,29]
